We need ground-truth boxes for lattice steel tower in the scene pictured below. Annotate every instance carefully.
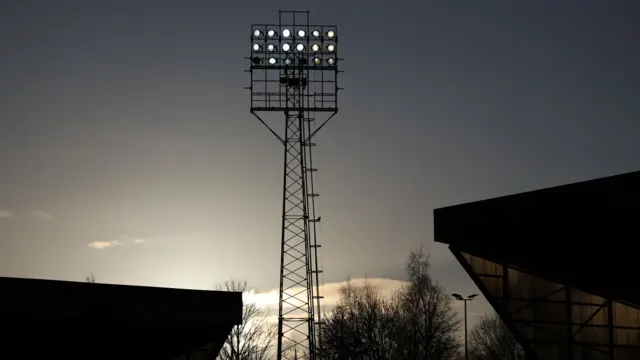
[246,10,341,360]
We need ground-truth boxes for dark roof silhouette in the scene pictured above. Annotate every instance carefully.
[434,170,640,306]
[0,276,242,357]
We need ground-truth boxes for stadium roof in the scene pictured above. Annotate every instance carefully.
[434,170,640,307]
[0,276,243,357]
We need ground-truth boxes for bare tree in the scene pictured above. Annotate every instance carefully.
[281,340,309,360]
[322,279,398,360]
[469,314,525,360]
[323,248,460,360]
[393,247,461,360]
[216,279,276,360]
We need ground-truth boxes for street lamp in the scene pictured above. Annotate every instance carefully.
[452,293,478,360]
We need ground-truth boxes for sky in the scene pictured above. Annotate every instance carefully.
[1,0,639,329]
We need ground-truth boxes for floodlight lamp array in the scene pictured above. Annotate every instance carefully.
[253,28,334,39]
[250,26,338,68]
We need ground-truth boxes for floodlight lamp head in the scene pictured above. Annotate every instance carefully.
[248,14,340,113]
[452,293,463,300]
[469,294,479,299]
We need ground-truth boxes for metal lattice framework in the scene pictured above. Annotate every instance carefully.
[452,250,640,360]
[246,10,341,360]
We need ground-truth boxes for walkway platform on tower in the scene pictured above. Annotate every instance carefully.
[0,276,242,358]
[434,170,640,359]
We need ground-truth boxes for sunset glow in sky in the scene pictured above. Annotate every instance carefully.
[1,0,639,330]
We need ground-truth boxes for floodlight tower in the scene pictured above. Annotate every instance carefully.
[246,10,341,360]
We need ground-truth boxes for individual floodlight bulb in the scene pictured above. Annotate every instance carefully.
[253,29,262,37]
[312,30,320,37]
[327,30,335,38]
[313,57,322,65]
[284,58,293,65]
[267,44,275,52]
[311,44,320,52]
[282,29,291,37]
[298,30,306,38]
[252,57,262,65]
[298,57,308,65]
[268,57,277,65]
[296,44,304,51]
[282,43,291,51]
[267,29,276,37]
[327,44,335,52]
[327,57,336,65]
[253,44,261,51]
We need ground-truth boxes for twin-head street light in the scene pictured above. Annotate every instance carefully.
[452,293,478,302]
[452,293,478,360]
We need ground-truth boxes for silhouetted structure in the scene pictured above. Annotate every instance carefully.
[452,293,478,360]
[0,277,242,358]
[247,10,342,360]
[435,171,640,360]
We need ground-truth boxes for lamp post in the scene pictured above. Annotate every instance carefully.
[452,293,478,360]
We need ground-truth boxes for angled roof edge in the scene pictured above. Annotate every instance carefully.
[0,276,243,325]
[436,169,640,214]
